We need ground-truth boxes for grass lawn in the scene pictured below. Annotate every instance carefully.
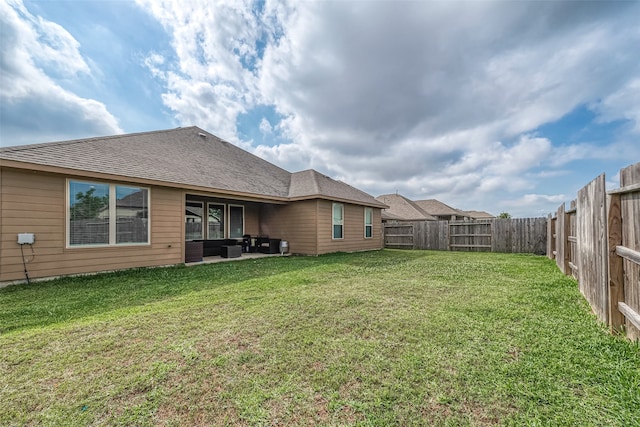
[1,250,639,426]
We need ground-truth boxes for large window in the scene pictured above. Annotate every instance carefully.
[207,203,225,239]
[229,205,244,239]
[185,201,204,240]
[332,203,344,239]
[68,180,149,246]
[364,207,373,238]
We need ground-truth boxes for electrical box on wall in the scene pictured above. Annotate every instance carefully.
[17,233,35,245]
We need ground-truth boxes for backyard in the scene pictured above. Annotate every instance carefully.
[1,250,639,426]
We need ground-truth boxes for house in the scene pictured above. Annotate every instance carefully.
[413,199,471,221]
[464,210,495,220]
[0,127,387,284]
[375,194,437,223]
[377,195,472,222]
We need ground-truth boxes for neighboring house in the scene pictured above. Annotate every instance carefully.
[464,210,495,220]
[96,189,148,219]
[375,194,437,222]
[0,127,386,283]
[413,199,471,221]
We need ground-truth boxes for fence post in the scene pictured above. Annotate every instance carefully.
[564,206,573,276]
[547,213,554,259]
[568,200,578,279]
[608,192,625,333]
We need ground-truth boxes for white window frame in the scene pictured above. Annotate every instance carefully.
[332,203,344,240]
[364,207,373,239]
[185,200,205,241]
[67,179,150,248]
[228,204,245,239]
[207,202,226,240]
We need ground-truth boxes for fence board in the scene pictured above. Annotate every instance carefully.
[608,192,625,333]
[491,218,547,254]
[384,218,546,254]
[411,220,449,250]
[537,162,639,340]
[547,214,556,260]
[384,224,413,248]
[555,204,568,274]
[568,201,578,280]
[449,221,492,252]
[576,174,609,325]
[619,163,640,340]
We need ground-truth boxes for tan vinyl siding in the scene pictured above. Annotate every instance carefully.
[1,168,183,283]
[317,200,383,255]
[260,200,318,255]
[243,204,260,236]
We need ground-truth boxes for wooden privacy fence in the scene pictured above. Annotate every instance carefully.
[384,218,547,254]
[548,162,640,341]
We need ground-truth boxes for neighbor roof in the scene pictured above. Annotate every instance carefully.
[375,194,437,221]
[413,199,467,217]
[0,126,385,208]
[464,210,495,219]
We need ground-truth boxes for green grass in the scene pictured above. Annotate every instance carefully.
[1,250,639,426]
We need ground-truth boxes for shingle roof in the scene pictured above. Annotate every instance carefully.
[0,126,385,207]
[290,170,386,206]
[375,194,437,221]
[1,127,291,198]
[413,199,467,217]
[464,210,495,219]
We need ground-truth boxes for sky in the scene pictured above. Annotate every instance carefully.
[1,0,639,217]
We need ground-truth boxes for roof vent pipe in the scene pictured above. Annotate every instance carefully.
[198,132,206,138]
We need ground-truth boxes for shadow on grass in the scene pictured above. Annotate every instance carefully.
[0,250,423,334]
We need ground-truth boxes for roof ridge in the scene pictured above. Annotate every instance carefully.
[1,127,383,207]
[332,175,379,199]
[415,198,465,215]
[0,126,198,153]
[309,170,322,194]
[406,198,432,217]
[289,169,320,196]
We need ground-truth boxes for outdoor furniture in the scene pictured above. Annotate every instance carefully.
[221,245,241,258]
[193,239,240,257]
[185,241,203,263]
[257,236,281,254]
[242,234,252,252]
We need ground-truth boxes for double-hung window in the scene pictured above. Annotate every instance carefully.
[332,203,344,239]
[364,207,373,238]
[207,203,225,239]
[68,180,149,246]
[185,201,204,240]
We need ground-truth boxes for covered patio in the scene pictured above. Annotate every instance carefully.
[184,192,288,262]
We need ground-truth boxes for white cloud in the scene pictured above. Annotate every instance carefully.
[592,78,640,134]
[0,0,121,145]
[135,0,265,142]
[495,193,568,218]
[259,117,272,135]
[509,194,568,207]
[251,1,640,207]
[5,0,633,216]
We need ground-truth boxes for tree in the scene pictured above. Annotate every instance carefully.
[498,212,512,219]
[70,188,109,219]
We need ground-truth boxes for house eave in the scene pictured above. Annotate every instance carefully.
[288,194,388,208]
[0,159,290,204]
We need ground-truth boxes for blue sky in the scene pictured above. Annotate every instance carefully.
[1,0,639,217]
